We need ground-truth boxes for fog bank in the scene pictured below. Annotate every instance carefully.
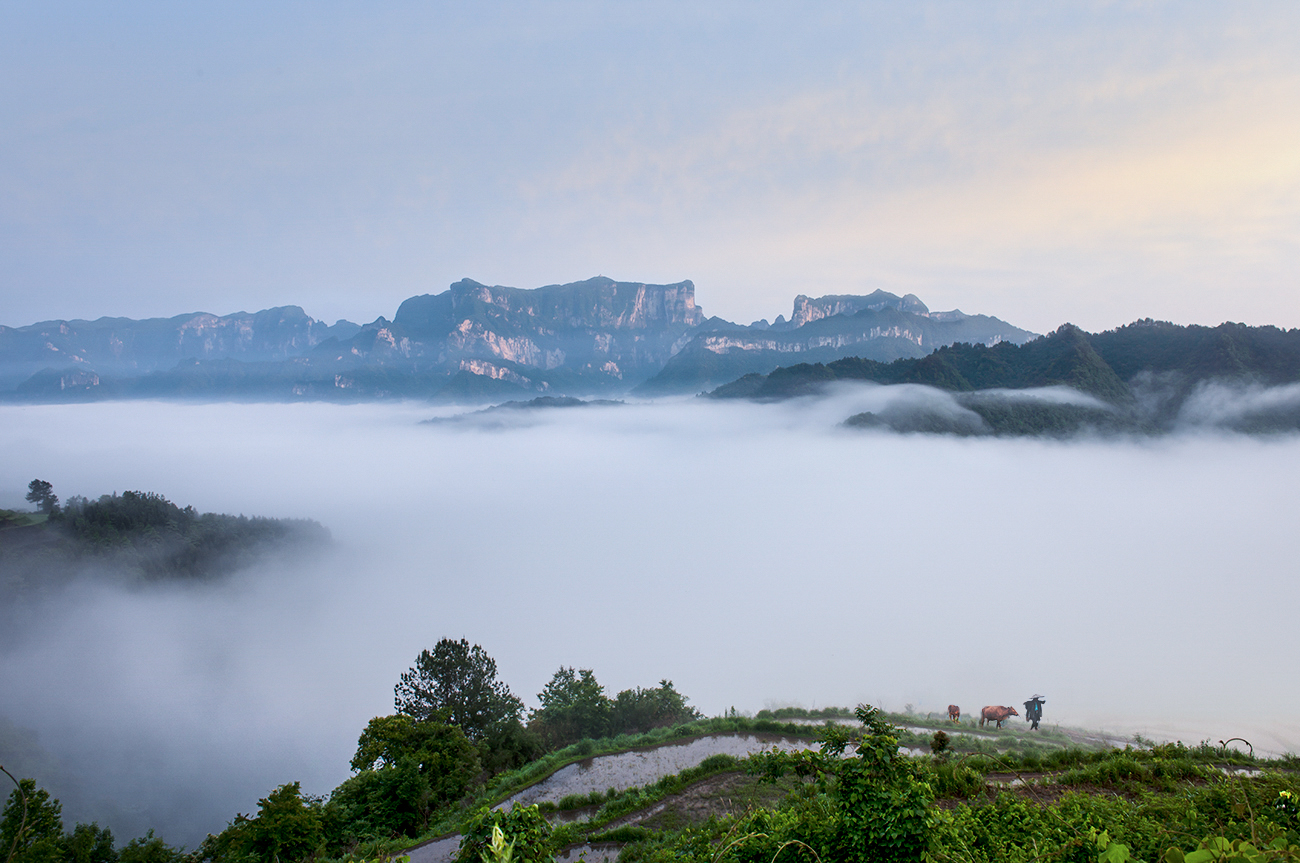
[1,393,1298,844]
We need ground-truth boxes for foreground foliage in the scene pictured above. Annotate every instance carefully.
[1,777,184,863]
[14,640,1298,863]
[619,715,1300,863]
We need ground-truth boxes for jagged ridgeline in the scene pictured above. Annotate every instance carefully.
[0,489,329,599]
[0,279,1035,401]
[633,290,1036,394]
[710,320,1300,435]
[6,279,1299,410]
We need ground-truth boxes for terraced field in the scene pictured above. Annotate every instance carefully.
[405,713,1140,863]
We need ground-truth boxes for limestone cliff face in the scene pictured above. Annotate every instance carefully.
[0,307,360,390]
[789,290,929,327]
[375,276,704,383]
[698,323,925,356]
[394,277,702,337]
[1,279,1041,402]
[637,301,1038,395]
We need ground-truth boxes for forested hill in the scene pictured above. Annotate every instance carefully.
[709,320,1300,406]
[0,489,329,600]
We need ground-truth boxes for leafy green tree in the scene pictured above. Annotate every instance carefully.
[186,816,253,863]
[115,831,182,863]
[39,491,328,582]
[529,667,611,747]
[1,778,63,863]
[609,680,699,735]
[243,784,322,863]
[61,823,116,863]
[751,705,933,863]
[24,481,57,515]
[328,761,427,841]
[478,720,542,776]
[351,715,479,806]
[330,714,479,840]
[394,639,522,740]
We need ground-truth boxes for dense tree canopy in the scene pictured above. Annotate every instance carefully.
[1,489,329,604]
[530,670,701,749]
[350,714,479,801]
[394,639,523,740]
[333,715,480,839]
[51,491,327,579]
[531,667,612,745]
[2,778,64,863]
[610,680,699,735]
[1,778,181,863]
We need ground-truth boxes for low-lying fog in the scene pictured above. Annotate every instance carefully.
[2,387,1298,845]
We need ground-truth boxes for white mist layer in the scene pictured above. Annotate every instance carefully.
[1,393,1298,843]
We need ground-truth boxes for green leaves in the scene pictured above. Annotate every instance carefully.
[529,671,701,750]
[456,805,552,863]
[394,640,523,741]
[531,668,611,743]
[24,481,57,515]
[337,715,480,839]
[245,783,323,863]
[744,705,933,863]
[1164,835,1300,863]
[1,778,63,863]
[1094,831,1133,863]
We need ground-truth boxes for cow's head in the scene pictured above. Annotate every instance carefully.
[1008,707,1020,716]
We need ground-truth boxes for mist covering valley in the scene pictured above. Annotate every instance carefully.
[2,390,1299,847]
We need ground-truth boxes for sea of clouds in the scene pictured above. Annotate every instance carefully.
[1,388,1297,845]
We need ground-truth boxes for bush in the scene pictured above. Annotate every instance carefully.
[456,805,552,863]
[588,826,652,844]
[924,760,985,799]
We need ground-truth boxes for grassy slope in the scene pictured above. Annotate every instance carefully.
[379,711,1130,863]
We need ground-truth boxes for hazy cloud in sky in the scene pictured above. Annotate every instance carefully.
[2,2,1299,332]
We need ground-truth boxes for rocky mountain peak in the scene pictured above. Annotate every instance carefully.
[790,290,930,327]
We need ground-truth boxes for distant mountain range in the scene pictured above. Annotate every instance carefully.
[0,277,1035,401]
[635,291,1036,395]
[7,278,1297,420]
[0,307,361,394]
[710,320,1300,435]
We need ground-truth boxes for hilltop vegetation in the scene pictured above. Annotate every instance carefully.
[710,320,1300,436]
[0,481,328,600]
[181,639,705,862]
[10,638,1295,863]
[626,708,1300,863]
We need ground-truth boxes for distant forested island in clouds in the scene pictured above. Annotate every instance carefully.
[3,275,1300,434]
[0,482,328,604]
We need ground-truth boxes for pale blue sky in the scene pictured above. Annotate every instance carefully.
[3,1,1299,333]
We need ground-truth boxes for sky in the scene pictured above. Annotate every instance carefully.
[3,1,1300,334]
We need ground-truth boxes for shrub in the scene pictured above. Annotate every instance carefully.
[456,805,552,863]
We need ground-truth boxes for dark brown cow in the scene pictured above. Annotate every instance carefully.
[979,705,1019,728]
[947,704,960,721]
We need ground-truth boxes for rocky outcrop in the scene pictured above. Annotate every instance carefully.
[636,302,1037,395]
[0,278,1041,402]
[0,307,359,390]
[789,290,929,327]
[335,276,705,386]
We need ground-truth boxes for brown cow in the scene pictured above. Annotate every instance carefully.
[979,705,1019,728]
[947,705,960,721]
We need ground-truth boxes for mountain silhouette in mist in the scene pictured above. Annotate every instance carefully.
[711,319,1300,435]
[0,279,1032,402]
